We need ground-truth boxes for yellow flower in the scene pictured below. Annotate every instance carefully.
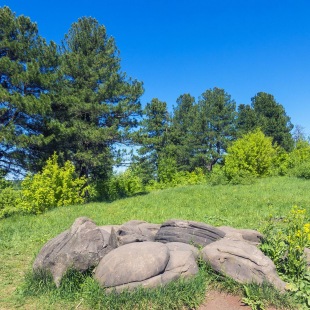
[304,223,310,234]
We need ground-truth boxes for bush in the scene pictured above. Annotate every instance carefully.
[294,161,310,179]
[103,169,144,201]
[207,165,228,185]
[224,129,276,181]
[0,186,21,218]
[260,206,310,308]
[288,140,310,168]
[146,168,206,191]
[18,154,88,214]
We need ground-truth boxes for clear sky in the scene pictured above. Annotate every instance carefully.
[3,0,310,137]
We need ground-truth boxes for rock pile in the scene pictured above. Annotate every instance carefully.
[33,217,287,292]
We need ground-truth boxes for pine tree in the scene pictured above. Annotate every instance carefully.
[195,87,237,170]
[170,93,197,171]
[236,92,294,151]
[0,6,57,175]
[133,98,170,183]
[40,17,144,179]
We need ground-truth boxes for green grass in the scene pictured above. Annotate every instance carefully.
[0,176,309,309]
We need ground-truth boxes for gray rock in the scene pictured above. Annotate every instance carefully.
[202,238,286,291]
[165,242,200,259]
[109,220,161,247]
[100,225,121,234]
[94,241,198,292]
[155,219,225,247]
[94,242,169,289]
[162,249,199,284]
[33,217,112,287]
[218,226,263,245]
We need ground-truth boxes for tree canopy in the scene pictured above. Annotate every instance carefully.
[0,6,57,175]
[237,92,294,151]
[0,7,143,179]
[0,6,297,185]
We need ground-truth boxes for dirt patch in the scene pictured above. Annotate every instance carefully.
[199,290,278,310]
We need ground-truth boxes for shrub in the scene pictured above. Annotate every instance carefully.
[0,186,21,218]
[208,165,228,185]
[104,169,144,201]
[294,161,310,179]
[18,154,88,214]
[260,206,310,308]
[146,168,206,191]
[288,140,310,168]
[158,157,178,184]
[0,170,21,218]
[224,129,276,181]
[287,140,310,179]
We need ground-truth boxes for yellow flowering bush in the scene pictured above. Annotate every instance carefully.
[261,206,310,281]
[18,154,88,214]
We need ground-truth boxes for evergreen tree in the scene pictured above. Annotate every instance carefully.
[195,87,237,170]
[236,92,294,151]
[39,17,144,179]
[236,103,259,137]
[0,6,57,175]
[133,98,170,183]
[170,93,197,171]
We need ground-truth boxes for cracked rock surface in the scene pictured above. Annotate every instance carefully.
[33,217,112,287]
[155,219,225,247]
[202,238,286,291]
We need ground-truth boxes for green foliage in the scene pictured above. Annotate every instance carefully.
[43,16,143,180]
[0,6,57,175]
[195,87,237,170]
[261,206,309,281]
[134,98,170,183]
[0,186,21,218]
[242,285,266,310]
[294,161,310,179]
[170,93,198,171]
[287,140,310,179]
[224,129,276,181]
[18,154,87,214]
[158,157,178,183]
[0,169,21,218]
[169,88,237,172]
[146,168,206,190]
[102,169,144,201]
[237,92,294,151]
[21,265,208,310]
[260,206,310,308]
[0,8,143,180]
[207,165,228,185]
[241,283,296,310]
[272,146,290,176]
[0,177,308,308]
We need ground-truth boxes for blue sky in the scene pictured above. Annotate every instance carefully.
[3,0,310,136]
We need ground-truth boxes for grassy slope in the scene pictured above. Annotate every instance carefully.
[0,176,309,309]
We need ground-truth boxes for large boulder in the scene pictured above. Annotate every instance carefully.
[217,226,263,245]
[109,220,161,247]
[94,241,198,292]
[155,219,225,247]
[33,217,112,287]
[202,238,286,291]
[165,242,200,259]
[100,225,121,234]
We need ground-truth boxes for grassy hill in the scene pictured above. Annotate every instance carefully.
[1,176,309,309]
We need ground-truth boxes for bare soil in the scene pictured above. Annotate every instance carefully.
[199,290,278,310]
